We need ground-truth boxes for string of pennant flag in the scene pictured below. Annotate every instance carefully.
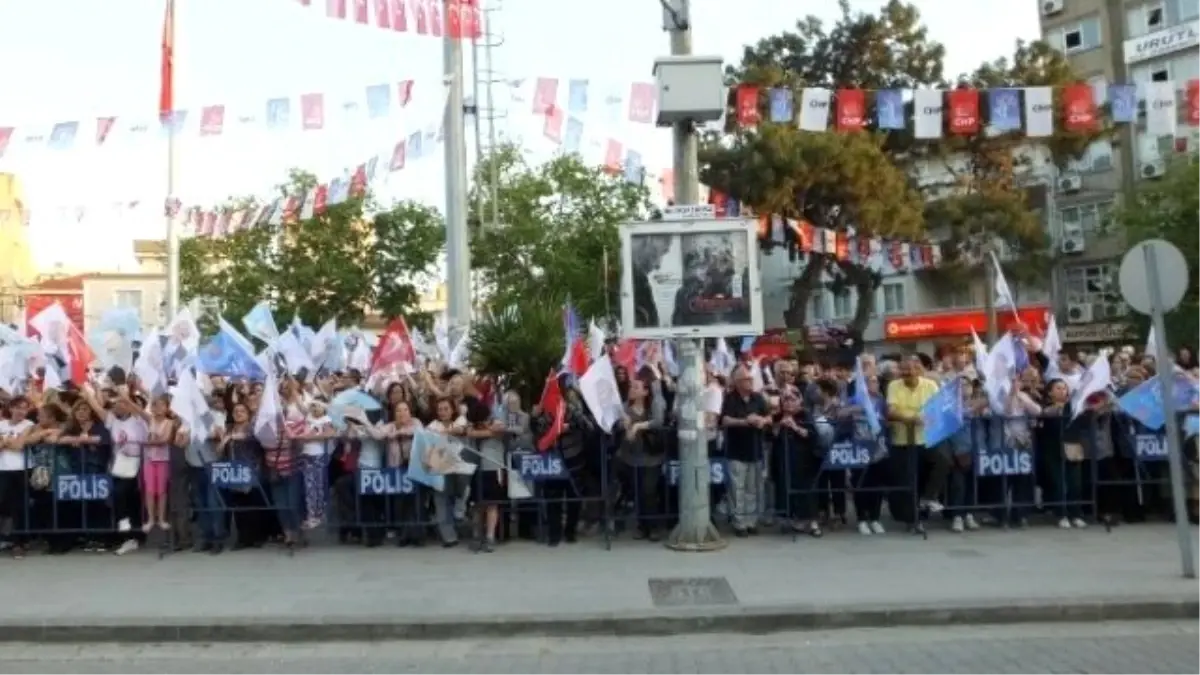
[0,89,450,231]
[290,0,483,40]
[174,89,452,240]
[0,77,423,161]
[728,80,1200,138]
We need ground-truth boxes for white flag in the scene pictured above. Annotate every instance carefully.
[798,88,831,132]
[1042,316,1063,364]
[1024,86,1054,137]
[990,250,1016,310]
[913,89,943,139]
[1143,80,1178,137]
[1144,325,1157,360]
[1070,351,1113,420]
[578,355,624,433]
[587,321,606,361]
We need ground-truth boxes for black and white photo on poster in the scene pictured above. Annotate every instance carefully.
[630,230,750,330]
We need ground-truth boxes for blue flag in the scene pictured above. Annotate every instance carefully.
[921,378,964,447]
[768,88,793,123]
[568,79,589,114]
[1118,372,1200,430]
[266,98,290,129]
[365,84,390,119]
[1108,84,1137,123]
[852,357,881,436]
[875,89,905,130]
[988,89,1021,132]
[197,328,266,380]
[408,428,447,492]
[564,117,584,153]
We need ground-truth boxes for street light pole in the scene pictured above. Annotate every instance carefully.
[661,0,724,552]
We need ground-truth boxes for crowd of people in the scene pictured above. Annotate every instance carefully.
[0,338,1196,560]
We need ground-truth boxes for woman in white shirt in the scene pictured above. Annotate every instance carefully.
[0,396,35,559]
[298,400,334,530]
[382,401,423,546]
[425,397,467,548]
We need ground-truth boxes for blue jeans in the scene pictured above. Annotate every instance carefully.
[947,465,976,515]
[269,475,302,534]
[189,467,226,544]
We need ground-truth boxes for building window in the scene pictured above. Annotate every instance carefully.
[114,289,143,310]
[1059,200,1115,236]
[1146,3,1164,30]
[882,283,905,315]
[1151,65,1170,82]
[934,285,977,309]
[1064,264,1122,305]
[832,290,853,319]
[1057,16,1102,54]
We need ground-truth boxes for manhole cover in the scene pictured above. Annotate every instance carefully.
[648,577,739,608]
[945,548,985,559]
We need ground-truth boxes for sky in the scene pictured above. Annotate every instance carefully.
[0,0,1039,273]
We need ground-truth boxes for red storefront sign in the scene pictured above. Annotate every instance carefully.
[884,306,1050,340]
[24,293,85,335]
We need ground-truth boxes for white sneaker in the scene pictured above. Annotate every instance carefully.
[857,521,872,536]
[117,518,131,533]
[869,521,886,534]
[964,514,980,530]
[920,499,945,514]
[115,539,139,556]
[1058,517,1072,529]
[1071,518,1087,529]
[950,516,964,533]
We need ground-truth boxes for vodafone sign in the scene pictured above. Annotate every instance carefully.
[884,306,1050,341]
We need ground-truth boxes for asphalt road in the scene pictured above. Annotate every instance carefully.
[0,621,1194,674]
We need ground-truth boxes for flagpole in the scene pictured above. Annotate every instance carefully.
[164,0,180,322]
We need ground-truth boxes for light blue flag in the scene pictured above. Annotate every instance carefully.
[875,89,906,130]
[568,79,589,114]
[988,89,1021,132]
[768,88,793,123]
[408,428,447,492]
[739,336,755,353]
[921,378,964,447]
[98,307,142,342]
[197,326,266,380]
[852,357,881,436]
[623,150,644,184]
[1108,84,1137,123]
[1118,372,1200,431]
[242,301,278,345]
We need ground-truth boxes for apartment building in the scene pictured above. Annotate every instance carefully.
[1039,0,1198,346]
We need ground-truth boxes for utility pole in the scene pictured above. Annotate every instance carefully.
[443,0,472,331]
[984,242,998,344]
[662,0,724,552]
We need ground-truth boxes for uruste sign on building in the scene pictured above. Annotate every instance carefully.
[1124,19,1199,64]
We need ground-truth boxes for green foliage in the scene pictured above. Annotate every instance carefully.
[468,297,564,406]
[1111,155,1199,348]
[705,1,1105,329]
[706,0,942,330]
[179,170,443,332]
[467,143,652,321]
[925,40,1107,286]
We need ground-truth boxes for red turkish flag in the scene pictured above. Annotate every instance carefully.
[835,89,866,132]
[426,0,441,36]
[397,79,414,106]
[413,0,428,34]
[461,0,481,38]
[533,77,558,114]
[95,117,116,145]
[199,105,225,137]
[313,185,328,214]
[947,89,980,135]
[536,372,565,452]
[603,139,622,175]
[389,141,407,170]
[353,0,368,23]
[1187,80,1200,126]
[300,93,325,130]
[628,82,656,123]
[735,84,760,128]
[373,0,390,27]
[1062,82,1098,132]
[389,0,407,30]
[543,105,564,143]
[370,318,417,377]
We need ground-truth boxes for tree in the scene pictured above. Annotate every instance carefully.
[468,296,564,406]
[923,40,1107,291]
[180,171,444,331]
[1110,154,1198,348]
[467,143,653,321]
[703,0,942,331]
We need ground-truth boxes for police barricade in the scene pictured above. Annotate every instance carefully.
[946,414,1089,529]
[612,426,714,537]
[778,419,927,537]
[1089,411,1197,530]
[14,445,118,552]
[500,436,613,549]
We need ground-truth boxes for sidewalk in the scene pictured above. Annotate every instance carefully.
[2,524,1196,642]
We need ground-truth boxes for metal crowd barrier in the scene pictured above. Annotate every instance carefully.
[4,412,1197,555]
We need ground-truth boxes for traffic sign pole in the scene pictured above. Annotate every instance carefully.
[1120,239,1196,580]
[1143,244,1196,579]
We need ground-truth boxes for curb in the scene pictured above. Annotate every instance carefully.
[3,598,1196,643]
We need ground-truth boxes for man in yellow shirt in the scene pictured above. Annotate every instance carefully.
[886,357,950,532]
